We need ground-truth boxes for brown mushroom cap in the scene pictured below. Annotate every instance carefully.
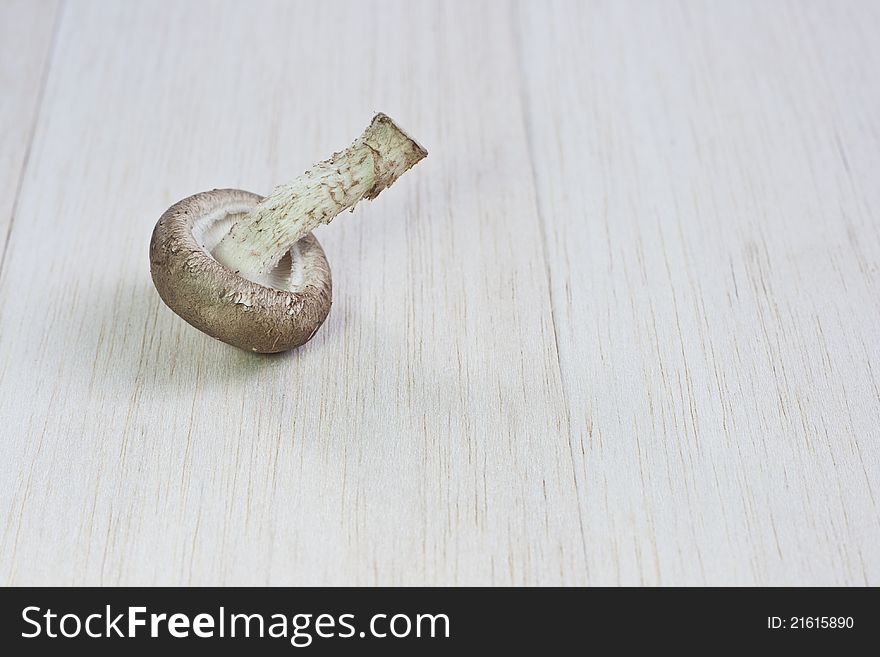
[149,189,332,353]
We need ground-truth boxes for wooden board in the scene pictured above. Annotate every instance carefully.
[0,0,60,266]
[1,0,878,585]
[515,0,880,586]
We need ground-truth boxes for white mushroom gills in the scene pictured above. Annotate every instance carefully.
[212,113,427,284]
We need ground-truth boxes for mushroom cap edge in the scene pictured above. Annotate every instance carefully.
[149,188,332,353]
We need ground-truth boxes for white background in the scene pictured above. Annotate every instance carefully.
[1,0,878,585]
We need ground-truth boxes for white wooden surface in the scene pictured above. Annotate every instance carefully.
[0,0,59,262]
[1,0,878,586]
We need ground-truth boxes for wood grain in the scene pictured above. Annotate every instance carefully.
[0,0,878,586]
[515,0,880,585]
[0,0,60,268]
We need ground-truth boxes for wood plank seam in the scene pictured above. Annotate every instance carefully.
[509,0,590,577]
[0,0,64,283]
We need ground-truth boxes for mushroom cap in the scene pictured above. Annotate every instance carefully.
[150,189,332,353]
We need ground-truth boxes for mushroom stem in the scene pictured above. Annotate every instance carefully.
[212,113,427,282]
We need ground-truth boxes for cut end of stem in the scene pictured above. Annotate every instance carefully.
[361,113,428,199]
[210,113,427,283]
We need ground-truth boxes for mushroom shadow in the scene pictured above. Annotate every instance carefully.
[65,271,344,403]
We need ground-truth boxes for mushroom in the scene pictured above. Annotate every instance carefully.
[150,113,427,353]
